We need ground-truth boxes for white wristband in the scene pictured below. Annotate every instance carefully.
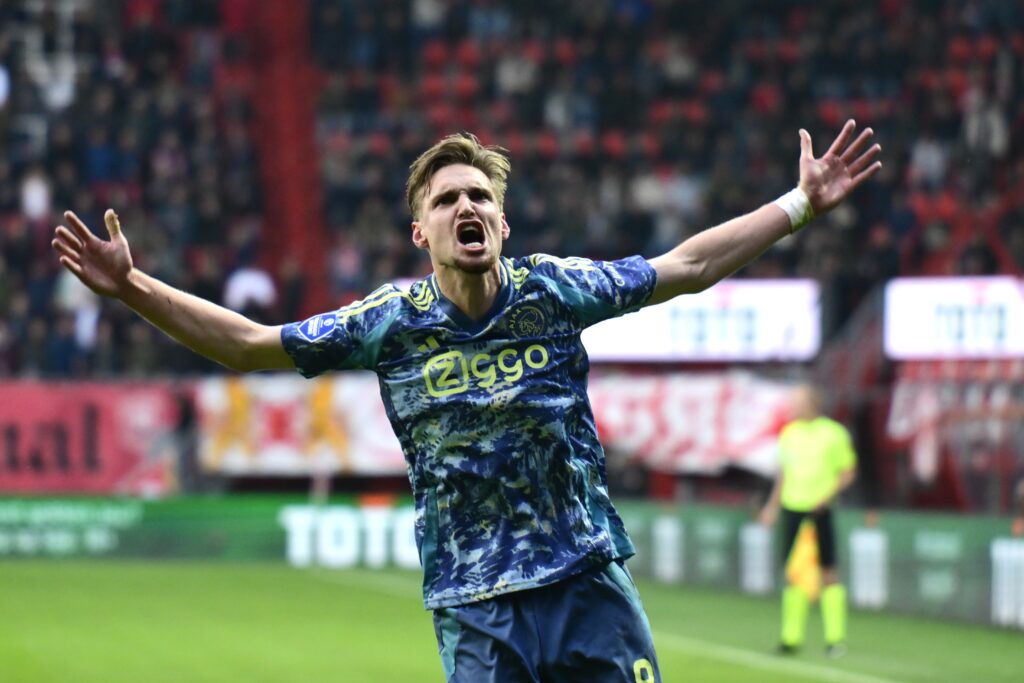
[773,187,815,234]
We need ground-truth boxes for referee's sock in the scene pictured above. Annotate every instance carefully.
[821,584,848,645]
[780,585,809,647]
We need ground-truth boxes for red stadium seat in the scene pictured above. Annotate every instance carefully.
[682,100,708,125]
[948,36,972,63]
[778,38,800,63]
[503,130,526,157]
[489,99,515,127]
[649,100,675,127]
[475,129,497,146]
[750,83,782,115]
[852,98,874,123]
[536,130,559,159]
[455,40,482,71]
[600,130,627,159]
[455,72,481,101]
[521,39,546,65]
[646,40,668,65]
[573,130,596,157]
[419,73,446,103]
[637,131,661,159]
[976,36,999,61]
[699,70,725,94]
[368,132,392,157]
[422,40,449,70]
[817,99,843,127]
[552,38,576,65]
[426,102,455,131]
[918,68,940,90]
[945,68,968,102]
[377,74,399,108]
[456,107,480,131]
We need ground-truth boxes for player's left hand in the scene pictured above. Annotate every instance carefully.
[798,119,882,215]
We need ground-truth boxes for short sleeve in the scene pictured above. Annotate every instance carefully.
[529,254,657,328]
[777,424,794,472]
[281,285,400,377]
[830,423,857,472]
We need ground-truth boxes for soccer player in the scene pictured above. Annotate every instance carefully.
[759,383,858,658]
[52,121,880,682]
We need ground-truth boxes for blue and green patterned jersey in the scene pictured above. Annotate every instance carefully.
[281,254,657,609]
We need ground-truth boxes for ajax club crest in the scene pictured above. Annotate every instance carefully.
[508,305,546,338]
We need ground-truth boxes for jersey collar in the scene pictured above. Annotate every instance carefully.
[429,260,511,334]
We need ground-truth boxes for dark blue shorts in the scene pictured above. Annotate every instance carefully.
[432,561,661,683]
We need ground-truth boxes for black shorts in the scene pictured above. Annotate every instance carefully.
[779,507,837,569]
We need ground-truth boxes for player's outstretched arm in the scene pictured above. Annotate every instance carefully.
[646,119,881,305]
[51,209,294,372]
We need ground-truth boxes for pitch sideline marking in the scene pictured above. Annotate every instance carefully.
[308,569,909,683]
[652,630,907,683]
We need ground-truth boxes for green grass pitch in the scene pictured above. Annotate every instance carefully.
[2,560,1021,682]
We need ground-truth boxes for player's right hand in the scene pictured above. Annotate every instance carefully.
[51,209,134,298]
[758,508,777,527]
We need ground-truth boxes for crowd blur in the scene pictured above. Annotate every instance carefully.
[1,0,1023,378]
[0,0,265,376]
[313,0,1024,333]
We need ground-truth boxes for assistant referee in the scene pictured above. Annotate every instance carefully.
[760,383,857,657]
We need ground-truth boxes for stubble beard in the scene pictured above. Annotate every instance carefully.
[452,252,496,275]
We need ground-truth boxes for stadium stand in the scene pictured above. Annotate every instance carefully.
[1,0,1022,382]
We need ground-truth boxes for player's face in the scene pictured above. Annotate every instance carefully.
[412,164,509,275]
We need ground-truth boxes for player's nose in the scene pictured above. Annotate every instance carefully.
[455,193,475,216]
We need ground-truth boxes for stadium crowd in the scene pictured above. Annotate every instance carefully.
[1,0,1023,377]
[0,0,262,376]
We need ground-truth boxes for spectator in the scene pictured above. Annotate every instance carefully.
[223,257,277,323]
[0,1,263,377]
[44,313,81,377]
[9,0,1024,379]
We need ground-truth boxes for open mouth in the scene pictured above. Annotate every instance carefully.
[456,222,485,249]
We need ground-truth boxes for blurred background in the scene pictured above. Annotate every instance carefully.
[1,1,1023,681]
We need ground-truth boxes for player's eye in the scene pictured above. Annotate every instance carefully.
[470,189,491,202]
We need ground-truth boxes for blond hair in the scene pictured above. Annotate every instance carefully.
[406,133,511,220]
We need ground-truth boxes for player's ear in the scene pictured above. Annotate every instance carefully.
[411,220,429,250]
[500,214,510,241]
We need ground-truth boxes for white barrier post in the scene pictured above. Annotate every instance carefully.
[850,528,889,609]
[991,538,1024,629]
[740,523,773,594]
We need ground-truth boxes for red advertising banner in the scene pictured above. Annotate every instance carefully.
[0,382,180,495]
[195,374,406,475]
[590,371,792,477]
[195,372,792,477]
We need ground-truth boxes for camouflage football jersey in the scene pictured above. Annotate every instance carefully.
[281,254,657,609]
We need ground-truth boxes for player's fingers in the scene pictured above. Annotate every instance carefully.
[52,237,81,262]
[65,211,96,244]
[826,119,856,157]
[848,144,882,177]
[851,161,883,190]
[840,127,874,164]
[54,225,83,251]
[104,209,123,239]
[59,256,85,278]
[799,129,813,160]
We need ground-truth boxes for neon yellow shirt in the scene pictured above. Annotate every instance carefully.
[778,417,856,512]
